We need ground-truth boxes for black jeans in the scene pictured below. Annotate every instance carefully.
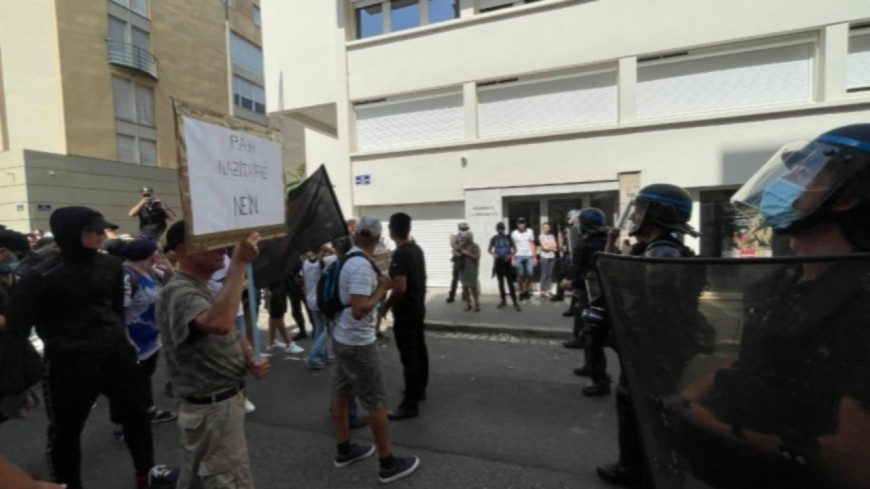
[110,352,159,424]
[494,259,518,304]
[44,346,153,489]
[393,312,429,410]
[448,261,460,300]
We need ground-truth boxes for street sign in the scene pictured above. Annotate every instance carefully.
[355,174,371,185]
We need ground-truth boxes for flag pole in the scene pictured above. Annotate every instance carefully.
[247,263,262,360]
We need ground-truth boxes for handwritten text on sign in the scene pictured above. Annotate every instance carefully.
[184,117,284,235]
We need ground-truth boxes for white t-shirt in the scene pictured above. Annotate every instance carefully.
[302,258,323,312]
[511,229,535,257]
[209,255,244,318]
[539,234,556,259]
[334,247,378,346]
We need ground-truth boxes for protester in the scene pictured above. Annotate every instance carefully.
[457,231,481,312]
[445,222,469,304]
[597,185,701,488]
[538,222,558,297]
[510,217,536,300]
[0,229,34,425]
[380,213,429,420]
[329,216,420,484]
[109,237,176,445]
[128,186,176,239]
[488,222,520,311]
[7,206,178,489]
[265,273,305,354]
[302,246,330,369]
[157,221,269,488]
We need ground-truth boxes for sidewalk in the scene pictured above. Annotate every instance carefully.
[422,288,574,339]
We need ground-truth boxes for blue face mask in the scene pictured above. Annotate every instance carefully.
[760,178,807,230]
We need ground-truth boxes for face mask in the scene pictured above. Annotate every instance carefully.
[759,178,807,230]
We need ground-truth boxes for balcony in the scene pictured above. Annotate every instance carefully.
[107,39,158,79]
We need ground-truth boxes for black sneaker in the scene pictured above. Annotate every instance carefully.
[335,443,375,468]
[150,409,178,424]
[292,332,308,341]
[378,455,420,484]
[596,463,640,486]
[497,301,507,309]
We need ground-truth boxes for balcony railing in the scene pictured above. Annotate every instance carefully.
[106,39,158,79]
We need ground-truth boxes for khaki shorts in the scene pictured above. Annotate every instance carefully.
[177,392,254,489]
[332,341,387,411]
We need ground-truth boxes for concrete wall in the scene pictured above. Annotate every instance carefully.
[0,0,66,154]
[345,0,870,100]
[305,127,353,217]
[262,0,338,112]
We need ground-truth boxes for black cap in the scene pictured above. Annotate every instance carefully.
[517,217,526,223]
[141,186,154,195]
[81,214,119,232]
[164,220,186,251]
[0,229,31,256]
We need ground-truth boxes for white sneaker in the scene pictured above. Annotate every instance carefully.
[244,398,256,414]
[269,340,287,350]
[285,342,305,354]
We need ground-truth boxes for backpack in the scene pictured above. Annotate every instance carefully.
[493,234,512,259]
[317,251,380,320]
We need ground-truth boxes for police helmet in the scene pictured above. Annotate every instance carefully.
[628,184,699,237]
[578,208,607,234]
[732,124,870,249]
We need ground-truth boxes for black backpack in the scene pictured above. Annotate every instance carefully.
[317,251,380,320]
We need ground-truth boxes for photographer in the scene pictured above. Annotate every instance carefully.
[128,186,176,239]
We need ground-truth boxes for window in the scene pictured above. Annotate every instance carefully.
[355,91,464,150]
[636,42,814,120]
[112,77,157,165]
[848,29,870,93]
[233,76,266,114]
[478,0,515,13]
[230,33,264,76]
[429,0,458,24]
[478,70,618,137]
[253,5,262,26]
[111,0,148,17]
[391,0,420,32]
[356,4,384,39]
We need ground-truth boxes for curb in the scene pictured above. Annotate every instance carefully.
[425,320,569,340]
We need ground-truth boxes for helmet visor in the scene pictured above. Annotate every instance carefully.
[731,140,850,231]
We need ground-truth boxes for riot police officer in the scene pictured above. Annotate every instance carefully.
[597,183,700,487]
[562,209,607,350]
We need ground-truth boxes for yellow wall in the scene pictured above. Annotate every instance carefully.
[0,0,66,154]
[55,0,245,169]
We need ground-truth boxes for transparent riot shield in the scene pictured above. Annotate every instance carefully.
[595,253,870,489]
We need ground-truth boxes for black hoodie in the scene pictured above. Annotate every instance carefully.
[8,207,128,358]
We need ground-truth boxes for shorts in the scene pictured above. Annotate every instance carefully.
[515,256,534,278]
[177,392,253,488]
[331,341,387,411]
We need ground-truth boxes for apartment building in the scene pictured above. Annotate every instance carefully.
[0,0,283,233]
[265,0,870,291]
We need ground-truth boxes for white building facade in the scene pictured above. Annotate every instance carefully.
[263,0,870,292]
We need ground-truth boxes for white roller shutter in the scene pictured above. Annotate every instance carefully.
[356,92,464,151]
[848,31,870,92]
[361,202,464,287]
[637,43,814,119]
[479,71,617,138]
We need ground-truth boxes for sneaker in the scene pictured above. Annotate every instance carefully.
[285,342,305,354]
[379,455,420,484]
[304,358,326,370]
[497,301,506,309]
[112,429,126,446]
[269,340,288,350]
[144,464,179,489]
[150,409,178,424]
[244,398,256,414]
[292,331,308,341]
[334,443,376,468]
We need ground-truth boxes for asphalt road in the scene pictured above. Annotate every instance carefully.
[0,331,620,488]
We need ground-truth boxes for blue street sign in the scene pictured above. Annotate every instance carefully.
[355,174,372,186]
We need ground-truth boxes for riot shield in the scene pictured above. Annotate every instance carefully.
[596,253,870,489]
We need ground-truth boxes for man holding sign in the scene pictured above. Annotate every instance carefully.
[157,221,270,488]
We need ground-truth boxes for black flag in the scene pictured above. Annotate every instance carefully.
[596,253,870,489]
[251,165,348,288]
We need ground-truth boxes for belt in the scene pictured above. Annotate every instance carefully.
[184,384,244,405]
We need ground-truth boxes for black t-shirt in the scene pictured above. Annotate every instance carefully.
[138,203,168,238]
[389,241,427,318]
